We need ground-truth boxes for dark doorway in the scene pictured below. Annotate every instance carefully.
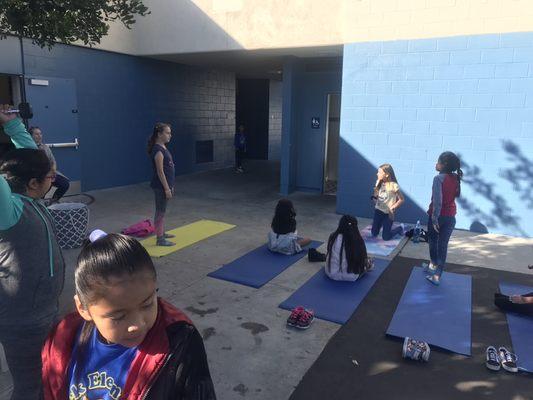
[236,79,269,160]
[0,74,19,157]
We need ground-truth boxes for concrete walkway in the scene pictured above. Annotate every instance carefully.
[1,160,532,399]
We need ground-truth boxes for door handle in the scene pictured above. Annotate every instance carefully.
[48,138,79,149]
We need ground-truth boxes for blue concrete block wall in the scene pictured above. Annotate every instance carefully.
[339,32,533,237]
[15,40,235,191]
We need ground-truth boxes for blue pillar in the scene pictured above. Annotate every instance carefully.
[280,57,298,195]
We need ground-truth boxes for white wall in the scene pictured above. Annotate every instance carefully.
[92,0,533,56]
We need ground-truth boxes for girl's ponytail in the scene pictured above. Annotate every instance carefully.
[147,134,156,155]
[438,151,463,197]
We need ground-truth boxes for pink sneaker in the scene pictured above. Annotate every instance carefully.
[287,306,304,327]
[296,309,315,329]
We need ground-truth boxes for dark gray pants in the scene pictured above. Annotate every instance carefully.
[0,321,52,400]
[153,188,168,238]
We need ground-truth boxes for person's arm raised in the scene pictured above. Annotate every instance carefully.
[0,106,37,150]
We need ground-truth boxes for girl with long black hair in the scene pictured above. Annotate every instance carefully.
[325,215,374,281]
[268,199,311,255]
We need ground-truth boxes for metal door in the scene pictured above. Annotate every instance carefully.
[25,76,81,182]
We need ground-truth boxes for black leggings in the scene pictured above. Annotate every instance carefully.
[51,173,70,200]
[494,292,533,317]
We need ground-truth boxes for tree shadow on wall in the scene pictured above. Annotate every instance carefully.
[457,140,533,237]
[499,140,533,208]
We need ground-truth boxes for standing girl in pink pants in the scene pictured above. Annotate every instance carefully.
[147,123,175,246]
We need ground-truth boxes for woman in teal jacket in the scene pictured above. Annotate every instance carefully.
[0,107,65,400]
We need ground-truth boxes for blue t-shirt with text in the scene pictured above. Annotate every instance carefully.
[67,326,138,400]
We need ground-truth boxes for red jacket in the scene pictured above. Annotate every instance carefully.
[428,173,459,220]
[42,298,216,399]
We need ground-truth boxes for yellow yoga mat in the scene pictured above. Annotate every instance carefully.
[141,219,236,257]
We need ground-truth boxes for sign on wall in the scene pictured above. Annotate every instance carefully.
[311,117,320,129]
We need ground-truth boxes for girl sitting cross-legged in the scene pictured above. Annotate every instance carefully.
[268,199,311,255]
[325,215,374,282]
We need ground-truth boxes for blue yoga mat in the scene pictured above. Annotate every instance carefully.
[360,225,404,257]
[386,266,472,356]
[279,258,391,324]
[208,241,322,288]
[499,282,533,373]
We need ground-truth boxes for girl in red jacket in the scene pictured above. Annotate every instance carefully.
[41,231,216,399]
[425,152,463,285]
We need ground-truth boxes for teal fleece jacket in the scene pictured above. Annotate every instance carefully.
[0,118,38,230]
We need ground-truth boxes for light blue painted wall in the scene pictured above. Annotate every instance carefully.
[338,32,533,237]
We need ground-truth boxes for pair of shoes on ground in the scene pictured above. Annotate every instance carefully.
[287,306,314,330]
[423,262,441,286]
[308,248,326,262]
[156,232,175,246]
[402,337,430,362]
[486,346,518,373]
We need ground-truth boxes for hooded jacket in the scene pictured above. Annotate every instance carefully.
[42,298,217,400]
[0,118,65,326]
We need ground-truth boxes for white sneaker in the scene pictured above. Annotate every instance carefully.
[499,346,518,373]
[485,346,500,371]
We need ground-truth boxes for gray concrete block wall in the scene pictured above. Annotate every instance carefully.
[170,69,236,172]
[268,79,282,161]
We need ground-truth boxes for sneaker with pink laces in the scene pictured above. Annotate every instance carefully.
[287,306,304,327]
[296,309,315,329]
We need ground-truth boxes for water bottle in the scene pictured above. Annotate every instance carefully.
[413,220,421,243]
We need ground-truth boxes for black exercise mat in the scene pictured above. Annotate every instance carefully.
[290,256,533,400]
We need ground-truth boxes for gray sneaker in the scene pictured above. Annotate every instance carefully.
[156,238,175,247]
[498,346,518,373]
[402,337,430,362]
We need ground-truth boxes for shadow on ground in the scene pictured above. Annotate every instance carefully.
[290,256,533,400]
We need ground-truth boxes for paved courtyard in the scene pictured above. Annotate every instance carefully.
[1,160,532,399]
